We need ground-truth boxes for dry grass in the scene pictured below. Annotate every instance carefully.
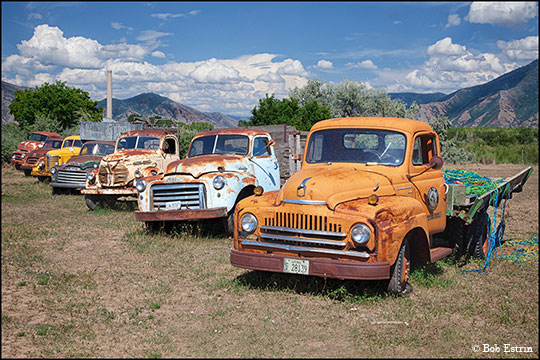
[2,163,538,358]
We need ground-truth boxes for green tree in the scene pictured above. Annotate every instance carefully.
[9,80,102,131]
[428,116,474,164]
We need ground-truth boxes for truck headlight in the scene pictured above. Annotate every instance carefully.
[51,167,57,175]
[21,154,25,158]
[241,213,258,233]
[135,170,142,179]
[38,161,44,169]
[135,179,147,192]
[86,172,95,184]
[351,224,371,245]
[213,176,225,190]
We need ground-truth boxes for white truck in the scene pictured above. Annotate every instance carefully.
[134,128,281,234]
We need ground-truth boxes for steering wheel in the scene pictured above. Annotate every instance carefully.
[363,150,382,163]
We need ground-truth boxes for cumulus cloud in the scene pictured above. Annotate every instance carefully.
[497,36,539,61]
[151,51,166,58]
[401,37,519,93]
[465,2,538,28]
[315,60,334,70]
[345,60,378,70]
[445,14,461,28]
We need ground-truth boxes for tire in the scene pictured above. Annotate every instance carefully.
[467,210,490,259]
[37,176,48,182]
[446,217,468,256]
[224,210,235,236]
[51,186,59,195]
[23,169,31,177]
[144,221,162,232]
[387,237,413,295]
[84,194,99,211]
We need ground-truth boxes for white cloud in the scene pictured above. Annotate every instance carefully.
[151,10,200,20]
[427,37,467,56]
[151,51,166,58]
[136,30,173,42]
[27,13,42,20]
[345,60,378,70]
[112,22,133,31]
[466,2,538,28]
[497,36,539,61]
[276,59,309,76]
[315,60,334,70]
[445,14,461,28]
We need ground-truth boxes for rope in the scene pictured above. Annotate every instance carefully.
[502,236,539,264]
[443,169,507,273]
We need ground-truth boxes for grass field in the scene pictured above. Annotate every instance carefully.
[1,164,538,358]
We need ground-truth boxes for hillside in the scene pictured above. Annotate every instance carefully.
[414,59,538,127]
[96,93,238,128]
[1,81,27,125]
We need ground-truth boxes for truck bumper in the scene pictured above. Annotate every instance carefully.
[81,188,137,196]
[135,207,228,222]
[49,181,86,189]
[230,249,390,280]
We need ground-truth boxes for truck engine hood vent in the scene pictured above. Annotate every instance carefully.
[277,165,396,209]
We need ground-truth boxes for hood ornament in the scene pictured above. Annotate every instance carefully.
[297,177,312,197]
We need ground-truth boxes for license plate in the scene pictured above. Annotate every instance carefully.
[283,258,309,275]
[165,201,182,210]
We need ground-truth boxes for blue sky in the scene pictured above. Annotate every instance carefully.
[2,1,538,117]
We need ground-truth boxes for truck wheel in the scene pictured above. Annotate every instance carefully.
[84,195,99,211]
[387,237,412,295]
[37,176,48,182]
[447,217,468,256]
[467,210,490,259]
[224,211,235,236]
[23,169,31,177]
[51,187,59,195]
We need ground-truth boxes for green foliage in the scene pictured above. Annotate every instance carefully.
[175,122,214,158]
[248,94,331,131]
[447,127,538,164]
[1,123,27,163]
[9,80,102,131]
[429,117,475,164]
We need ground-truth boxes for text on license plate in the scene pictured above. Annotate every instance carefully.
[165,201,183,210]
[283,258,309,275]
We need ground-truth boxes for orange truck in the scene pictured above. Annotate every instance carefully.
[230,117,532,295]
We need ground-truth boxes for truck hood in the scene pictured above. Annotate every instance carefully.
[17,140,42,152]
[277,164,396,210]
[167,154,250,178]
[62,155,103,169]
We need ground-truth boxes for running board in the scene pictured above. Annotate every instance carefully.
[429,247,453,263]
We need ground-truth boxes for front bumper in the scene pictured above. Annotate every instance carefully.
[81,187,137,196]
[134,207,228,222]
[31,168,50,177]
[230,248,390,280]
[50,181,86,189]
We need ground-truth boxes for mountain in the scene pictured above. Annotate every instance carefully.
[2,81,28,125]
[96,93,238,128]
[389,92,447,106]
[411,59,538,127]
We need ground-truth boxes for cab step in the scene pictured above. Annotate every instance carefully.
[429,247,453,263]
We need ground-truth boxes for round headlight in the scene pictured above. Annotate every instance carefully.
[213,176,225,190]
[86,172,95,181]
[241,213,258,233]
[21,154,25,158]
[351,224,371,245]
[134,170,142,179]
[12,155,16,159]
[135,179,147,192]
[51,167,57,175]
[38,161,44,168]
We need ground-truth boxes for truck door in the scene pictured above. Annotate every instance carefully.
[251,136,280,191]
[408,132,446,234]
[161,136,178,169]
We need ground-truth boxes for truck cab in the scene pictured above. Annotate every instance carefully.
[31,135,83,181]
[82,129,179,210]
[231,117,449,295]
[134,128,281,234]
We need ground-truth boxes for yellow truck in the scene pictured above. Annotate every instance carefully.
[31,135,83,181]
[230,117,532,295]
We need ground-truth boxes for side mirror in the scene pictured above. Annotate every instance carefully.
[429,155,443,170]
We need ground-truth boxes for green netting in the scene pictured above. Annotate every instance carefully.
[442,168,505,196]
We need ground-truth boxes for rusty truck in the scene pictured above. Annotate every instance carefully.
[134,128,281,234]
[10,131,62,170]
[19,136,64,176]
[230,117,532,295]
[81,129,179,210]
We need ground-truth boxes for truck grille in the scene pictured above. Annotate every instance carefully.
[56,169,87,186]
[46,155,59,170]
[26,156,39,165]
[98,164,129,186]
[261,212,346,250]
[150,183,206,211]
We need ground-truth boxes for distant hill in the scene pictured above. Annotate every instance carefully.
[413,59,538,127]
[389,92,447,106]
[1,81,27,125]
[96,93,238,128]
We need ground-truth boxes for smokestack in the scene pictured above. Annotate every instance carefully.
[107,70,113,120]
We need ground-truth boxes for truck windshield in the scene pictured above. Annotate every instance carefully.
[80,143,116,156]
[42,139,63,149]
[188,135,249,157]
[306,128,406,166]
[29,133,48,142]
[117,136,160,150]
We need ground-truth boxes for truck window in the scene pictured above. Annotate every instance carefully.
[117,136,160,150]
[73,139,83,147]
[63,139,73,147]
[412,134,437,166]
[29,133,48,142]
[188,135,249,157]
[253,137,271,157]
[163,138,176,155]
[306,128,406,165]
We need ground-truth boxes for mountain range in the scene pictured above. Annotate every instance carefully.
[2,59,538,128]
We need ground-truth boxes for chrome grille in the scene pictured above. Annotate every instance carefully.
[56,169,87,186]
[46,155,59,170]
[26,157,39,165]
[151,183,206,211]
[260,213,346,250]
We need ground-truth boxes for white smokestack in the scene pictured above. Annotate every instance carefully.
[107,70,113,120]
